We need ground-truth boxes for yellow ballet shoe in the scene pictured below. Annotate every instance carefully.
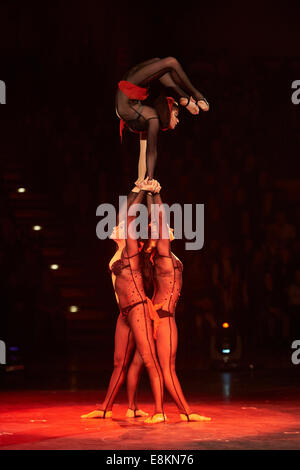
[144,413,167,424]
[81,409,112,419]
[126,408,149,418]
[180,413,211,422]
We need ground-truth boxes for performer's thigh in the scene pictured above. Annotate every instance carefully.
[128,58,161,76]
[127,57,174,86]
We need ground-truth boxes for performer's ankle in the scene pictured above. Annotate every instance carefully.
[180,408,191,415]
[97,404,111,412]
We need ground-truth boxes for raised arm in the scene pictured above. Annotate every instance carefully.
[152,191,171,257]
[137,124,158,182]
[125,189,146,258]
[116,186,141,227]
[135,134,147,186]
[145,118,160,179]
[125,178,161,258]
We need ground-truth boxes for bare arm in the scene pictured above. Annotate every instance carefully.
[146,118,160,179]
[117,137,148,225]
[135,134,147,185]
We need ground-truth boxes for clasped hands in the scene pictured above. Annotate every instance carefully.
[135,177,161,193]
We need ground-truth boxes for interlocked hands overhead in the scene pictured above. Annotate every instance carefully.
[135,177,161,193]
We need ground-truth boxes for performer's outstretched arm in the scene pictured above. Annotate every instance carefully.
[145,118,160,180]
[136,134,147,185]
[117,136,148,226]
[125,188,146,258]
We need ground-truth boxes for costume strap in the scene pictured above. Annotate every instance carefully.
[120,119,126,143]
[123,251,140,259]
[146,297,164,340]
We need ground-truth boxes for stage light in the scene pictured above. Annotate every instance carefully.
[50,264,59,270]
[222,322,229,329]
[222,348,231,354]
[69,305,79,313]
[17,187,26,193]
[32,225,42,231]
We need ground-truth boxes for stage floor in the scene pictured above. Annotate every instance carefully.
[1,373,300,450]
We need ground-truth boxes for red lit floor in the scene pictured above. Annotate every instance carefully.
[0,389,300,450]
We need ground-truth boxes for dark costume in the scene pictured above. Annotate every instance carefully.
[115,57,208,178]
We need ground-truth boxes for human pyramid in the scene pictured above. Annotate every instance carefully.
[81,57,211,423]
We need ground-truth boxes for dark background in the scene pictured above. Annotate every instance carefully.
[1,0,300,389]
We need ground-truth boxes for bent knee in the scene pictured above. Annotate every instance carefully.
[113,356,128,371]
[164,56,179,68]
[131,355,144,369]
[140,354,157,370]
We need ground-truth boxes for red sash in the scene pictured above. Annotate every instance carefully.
[118,80,149,100]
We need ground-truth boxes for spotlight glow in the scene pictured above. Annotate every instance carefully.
[17,187,26,193]
[222,322,229,329]
[50,264,59,270]
[69,305,79,313]
[32,225,42,231]
[222,348,231,354]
